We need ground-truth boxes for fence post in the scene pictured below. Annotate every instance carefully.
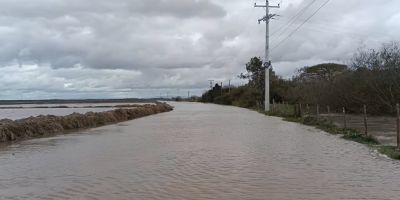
[363,105,368,137]
[397,103,400,149]
[271,99,275,112]
[317,104,320,121]
[273,99,276,111]
[343,107,347,129]
[299,104,303,118]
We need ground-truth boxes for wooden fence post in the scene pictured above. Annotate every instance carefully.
[343,107,347,129]
[397,103,400,149]
[363,105,368,137]
[273,99,276,111]
[299,104,303,118]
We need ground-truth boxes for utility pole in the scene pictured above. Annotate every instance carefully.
[255,0,280,112]
[228,79,231,94]
[220,82,223,96]
[208,80,214,90]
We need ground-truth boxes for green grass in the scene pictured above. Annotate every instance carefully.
[266,104,297,118]
[342,130,379,145]
[377,146,400,160]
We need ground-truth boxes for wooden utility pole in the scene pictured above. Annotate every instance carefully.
[343,107,347,129]
[220,82,223,96]
[228,80,231,94]
[363,105,368,136]
[299,103,303,118]
[397,103,400,149]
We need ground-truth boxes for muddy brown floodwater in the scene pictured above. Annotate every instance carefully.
[1,102,400,200]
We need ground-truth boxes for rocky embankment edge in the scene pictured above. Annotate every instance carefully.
[0,102,173,143]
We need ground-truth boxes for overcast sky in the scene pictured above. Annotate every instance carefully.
[0,0,399,99]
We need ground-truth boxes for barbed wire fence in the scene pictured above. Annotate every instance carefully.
[271,102,400,148]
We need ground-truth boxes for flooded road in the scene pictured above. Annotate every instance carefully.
[1,102,400,200]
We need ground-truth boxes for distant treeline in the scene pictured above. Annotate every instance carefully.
[201,42,400,115]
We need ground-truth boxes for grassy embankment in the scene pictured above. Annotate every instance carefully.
[0,102,173,143]
[267,104,400,160]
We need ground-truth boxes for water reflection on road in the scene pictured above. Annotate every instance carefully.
[1,102,400,200]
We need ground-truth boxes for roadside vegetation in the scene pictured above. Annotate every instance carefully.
[200,41,400,160]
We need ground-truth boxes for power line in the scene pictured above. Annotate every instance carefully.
[272,0,331,50]
[271,0,318,37]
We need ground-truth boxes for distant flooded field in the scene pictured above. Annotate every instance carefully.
[0,107,114,120]
[0,102,152,108]
[0,102,152,120]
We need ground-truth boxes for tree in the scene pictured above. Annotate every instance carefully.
[239,57,265,106]
[287,63,350,107]
[351,42,400,113]
[201,83,222,103]
[239,57,264,90]
[298,63,347,82]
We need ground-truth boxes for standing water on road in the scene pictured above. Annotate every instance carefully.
[1,102,400,200]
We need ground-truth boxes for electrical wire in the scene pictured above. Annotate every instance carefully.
[271,0,318,37]
[272,0,331,50]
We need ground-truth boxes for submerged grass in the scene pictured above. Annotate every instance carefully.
[265,107,400,160]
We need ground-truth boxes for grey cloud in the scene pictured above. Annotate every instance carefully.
[0,0,400,99]
[0,5,227,69]
[129,0,226,19]
[0,0,225,19]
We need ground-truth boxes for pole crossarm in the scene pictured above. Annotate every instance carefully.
[254,2,280,8]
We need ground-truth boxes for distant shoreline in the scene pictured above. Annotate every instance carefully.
[0,104,156,109]
[0,98,172,105]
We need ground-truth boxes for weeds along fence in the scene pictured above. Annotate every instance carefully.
[270,103,400,148]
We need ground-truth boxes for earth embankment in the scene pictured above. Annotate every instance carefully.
[0,102,173,143]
